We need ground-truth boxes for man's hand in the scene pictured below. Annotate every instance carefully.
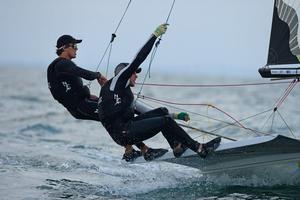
[153,23,168,38]
[97,74,107,87]
[174,112,190,122]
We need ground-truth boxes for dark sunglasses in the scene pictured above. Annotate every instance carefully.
[69,44,78,49]
[62,43,77,50]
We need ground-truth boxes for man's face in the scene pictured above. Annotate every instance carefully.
[130,72,137,87]
[65,43,78,59]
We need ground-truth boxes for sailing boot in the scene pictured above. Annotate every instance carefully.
[122,149,142,162]
[144,148,168,161]
[173,143,188,158]
[197,137,221,158]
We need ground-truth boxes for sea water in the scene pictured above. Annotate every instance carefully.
[0,67,300,200]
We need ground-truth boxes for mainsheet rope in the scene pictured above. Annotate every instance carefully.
[87,0,133,87]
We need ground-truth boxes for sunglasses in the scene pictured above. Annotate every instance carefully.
[69,44,78,49]
[57,43,78,51]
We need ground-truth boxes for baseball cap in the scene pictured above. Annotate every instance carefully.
[56,35,82,48]
[114,63,142,76]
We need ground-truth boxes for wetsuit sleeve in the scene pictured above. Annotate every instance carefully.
[121,35,157,79]
[111,35,157,90]
[56,59,100,81]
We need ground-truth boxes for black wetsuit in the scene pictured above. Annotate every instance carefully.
[47,57,100,121]
[98,35,200,152]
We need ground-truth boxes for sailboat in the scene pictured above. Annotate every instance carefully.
[135,0,300,177]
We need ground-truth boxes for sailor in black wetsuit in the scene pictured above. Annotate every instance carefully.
[98,24,221,161]
[48,35,162,161]
[47,35,107,121]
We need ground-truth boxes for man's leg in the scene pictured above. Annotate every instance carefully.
[161,116,200,152]
[132,107,178,147]
[128,114,200,153]
[69,98,100,121]
[127,116,170,144]
[124,108,168,156]
[134,107,169,120]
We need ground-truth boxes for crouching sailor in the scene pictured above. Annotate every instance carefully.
[98,24,221,161]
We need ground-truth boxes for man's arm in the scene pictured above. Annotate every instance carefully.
[120,35,157,80]
[111,24,168,90]
[56,59,101,81]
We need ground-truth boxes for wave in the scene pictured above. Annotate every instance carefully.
[19,123,62,136]
[8,95,44,103]
[0,111,67,124]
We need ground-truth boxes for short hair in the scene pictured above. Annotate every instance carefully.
[56,48,64,56]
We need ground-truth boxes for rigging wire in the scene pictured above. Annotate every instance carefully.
[137,96,273,141]
[270,111,276,134]
[135,80,292,88]
[178,123,237,141]
[87,0,298,141]
[137,93,281,136]
[136,0,176,100]
[274,78,298,109]
[135,98,238,141]
[106,44,113,76]
[87,0,133,87]
[136,93,246,129]
[277,110,296,138]
[260,78,299,135]
[261,110,276,132]
[135,79,298,139]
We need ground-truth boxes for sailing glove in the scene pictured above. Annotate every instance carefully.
[174,112,190,122]
[153,23,168,37]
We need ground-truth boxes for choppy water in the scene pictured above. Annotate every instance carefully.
[0,67,300,200]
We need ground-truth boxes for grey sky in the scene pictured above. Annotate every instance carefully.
[0,0,274,77]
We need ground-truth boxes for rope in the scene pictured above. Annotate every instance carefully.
[87,0,133,87]
[138,96,274,137]
[274,79,298,109]
[135,80,292,88]
[136,93,246,129]
[258,79,299,136]
[135,99,238,142]
[166,0,176,23]
[277,110,296,138]
[134,99,237,142]
[139,97,273,141]
[105,43,113,76]
[136,0,176,100]
[261,111,275,132]
[178,123,237,141]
